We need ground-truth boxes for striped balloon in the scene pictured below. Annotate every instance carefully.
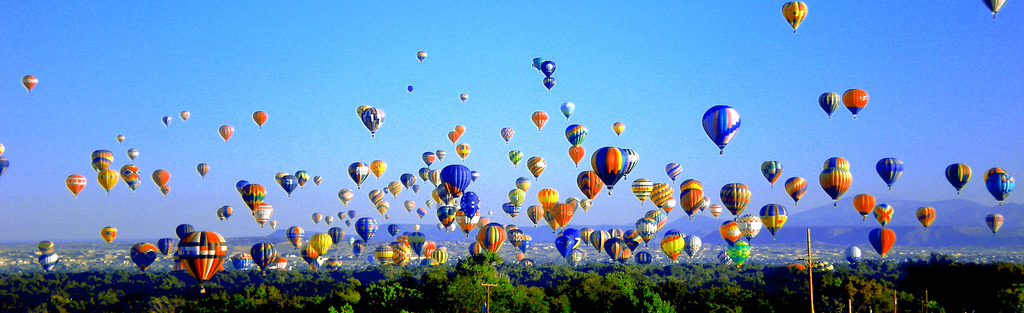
[650,183,674,208]
[665,163,682,182]
[944,163,972,194]
[784,177,807,206]
[590,230,611,253]
[231,253,254,270]
[645,210,667,230]
[178,231,228,283]
[591,147,628,194]
[565,124,587,146]
[701,105,741,155]
[537,188,560,210]
[631,178,654,205]
[576,171,604,200]
[374,245,394,265]
[868,228,895,258]
[822,157,849,170]
[360,107,385,137]
[680,178,703,191]
[736,214,762,242]
[634,251,652,265]
[635,218,658,245]
[355,217,378,242]
[527,205,544,227]
[760,161,783,188]
[984,168,1014,205]
[660,233,685,262]
[508,150,523,168]
[683,235,702,259]
[622,149,639,178]
[91,150,114,171]
[915,207,936,229]
[875,158,904,191]
[720,183,752,217]
[680,188,705,218]
[781,1,808,33]
[820,167,852,206]
[286,226,305,249]
[759,204,788,240]
[130,243,159,272]
[527,156,546,180]
[477,223,506,253]
[984,0,1007,18]
[818,92,840,119]
[986,214,1004,235]
[348,162,369,188]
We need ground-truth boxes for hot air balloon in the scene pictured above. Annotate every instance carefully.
[448,131,460,144]
[457,93,468,102]
[456,143,470,161]
[177,231,228,285]
[612,122,625,137]
[440,164,472,198]
[231,253,253,270]
[537,188,559,210]
[736,215,763,242]
[635,218,658,246]
[152,238,173,257]
[915,207,936,229]
[417,51,427,62]
[559,102,576,120]
[130,243,159,272]
[356,217,378,242]
[218,206,233,221]
[151,169,170,188]
[621,149,639,178]
[820,166,852,206]
[542,77,556,90]
[22,75,37,92]
[251,111,268,129]
[985,168,1014,205]
[845,246,862,263]
[97,169,118,194]
[286,226,305,249]
[436,149,446,160]
[665,163,682,182]
[218,125,234,142]
[540,60,556,77]
[759,204,787,240]
[115,135,125,144]
[527,205,543,227]
[532,57,546,70]
[684,235,702,259]
[162,116,172,127]
[175,224,195,240]
[983,0,1006,18]
[66,174,87,197]
[818,92,840,119]
[945,163,972,194]
[702,105,741,155]
[508,189,526,207]
[576,171,604,200]
[631,178,654,205]
[604,238,632,264]
[719,221,741,246]
[39,253,58,272]
[842,89,868,119]
[477,223,506,253]
[650,183,674,209]
[781,1,808,33]
[986,213,1004,235]
[91,150,113,172]
[527,156,546,180]
[361,107,385,137]
[294,170,309,188]
[251,243,278,272]
[253,204,273,227]
[348,162,369,188]
[278,175,298,196]
[875,158,903,191]
[852,194,875,221]
[159,185,171,196]
[126,148,139,162]
[760,161,783,188]
[720,183,751,217]
[727,241,752,268]
[873,204,894,227]
[508,150,523,168]
[592,147,627,194]
[659,233,685,262]
[567,145,586,167]
[194,163,209,179]
[709,204,723,219]
[778,176,802,206]
[868,228,895,258]
[309,233,332,256]
[531,111,548,131]
[311,213,323,224]
[338,189,354,206]
[37,241,54,254]
[565,125,587,146]
[387,224,400,237]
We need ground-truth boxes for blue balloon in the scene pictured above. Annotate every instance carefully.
[232,254,254,270]
[250,243,277,272]
[353,240,366,258]
[543,77,555,90]
[388,224,400,237]
[0,157,9,177]
[555,234,578,258]
[235,180,250,193]
[440,164,473,197]
[540,61,556,77]
[175,224,194,240]
[562,228,581,242]
[460,191,481,217]
[157,238,174,256]
[701,105,741,155]
[279,175,298,196]
[470,170,480,182]
[407,85,413,92]
[635,251,652,264]
[412,185,421,193]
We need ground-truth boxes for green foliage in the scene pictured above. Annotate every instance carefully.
[0,255,1020,312]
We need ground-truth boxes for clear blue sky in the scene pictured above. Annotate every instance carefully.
[1,2,1022,242]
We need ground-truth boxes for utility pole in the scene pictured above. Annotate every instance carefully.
[797,228,816,313]
[481,283,498,313]
[894,289,898,313]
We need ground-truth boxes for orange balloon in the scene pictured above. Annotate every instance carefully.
[531,111,548,131]
[160,185,171,196]
[842,89,869,119]
[551,203,575,229]
[852,194,875,221]
[218,125,234,142]
[454,125,466,136]
[537,188,559,210]
[22,75,37,92]
[253,111,268,128]
[152,169,171,187]
[66,174,87,197]
[448,131,460,144]
[568,145,585,167]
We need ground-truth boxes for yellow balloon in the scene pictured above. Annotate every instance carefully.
[309,233,333,255]
[100,226,117,244]
[97,169,119,194]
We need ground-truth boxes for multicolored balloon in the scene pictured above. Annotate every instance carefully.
[820,166,852,206]
[527,156,546,180]
[916,207,936,229]
[360,107,385,137]
[784,177,807,205]
[781,1,808,33]
[591,147,628,195]
[509,150,523,168]
[612,122,625,137]
[945,163,972,194]
[842,89,868,119]
[986,213,1004,235]
[130,243,159,272]
[984,168,1014,205]
[22,75,37,92]
[177,231,228,283]
[720,183,751,217]
[868,228,895,258]
[760,161,783,188]
[818,92,840,119]
[759,204,787,240]
[875,158,904,191]
[560,102,575,119]
[701,105,741,155]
